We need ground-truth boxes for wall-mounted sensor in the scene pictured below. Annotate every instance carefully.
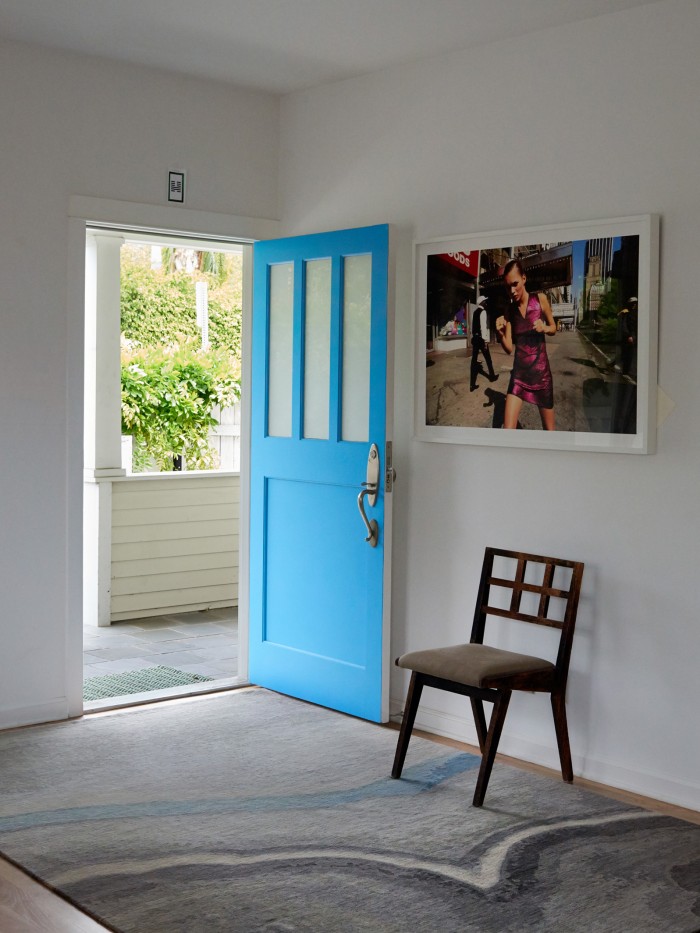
[168,171,186,203]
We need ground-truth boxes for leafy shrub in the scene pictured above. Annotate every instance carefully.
[120,250,242,472]
[120,261,241,357]
[121,339,240,472]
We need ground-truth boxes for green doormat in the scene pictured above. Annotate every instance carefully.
[83,666,214,701]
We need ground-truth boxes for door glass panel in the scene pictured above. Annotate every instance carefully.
[303,258,331,439]
[341,254,372,442]
[268,262,294,437]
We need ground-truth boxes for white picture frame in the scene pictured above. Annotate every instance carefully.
[415,214,659,454]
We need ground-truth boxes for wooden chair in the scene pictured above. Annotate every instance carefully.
[391,547,584,807]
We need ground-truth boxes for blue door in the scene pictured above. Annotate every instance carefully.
[249,225,392,722]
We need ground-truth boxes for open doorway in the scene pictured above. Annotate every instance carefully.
[83,227,250,710]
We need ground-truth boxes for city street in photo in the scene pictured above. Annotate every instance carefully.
[415,216,658,453]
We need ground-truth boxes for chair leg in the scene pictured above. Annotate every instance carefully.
[551,692,573,783]
[470,698,487,753]
[391,672,424,779]
[472,690,511,807]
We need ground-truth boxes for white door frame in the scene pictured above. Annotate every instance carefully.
[66,195,280,718]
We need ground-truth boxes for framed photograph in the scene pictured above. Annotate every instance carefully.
[415,215,659,453]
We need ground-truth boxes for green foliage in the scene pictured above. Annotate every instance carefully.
[120,260,241,357]
[121,339,240,472]
[598,319,619,346]
[121,264,197,346]
[581,280,622,349]
[595,280,621,323]
[119,249,243,472]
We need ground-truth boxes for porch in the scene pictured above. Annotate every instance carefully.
[83,607,240,709]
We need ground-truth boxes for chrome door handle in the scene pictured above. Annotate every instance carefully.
[358,484,379,547]
[357,443,380,547]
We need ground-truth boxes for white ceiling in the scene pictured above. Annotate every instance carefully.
[0,0,657,95]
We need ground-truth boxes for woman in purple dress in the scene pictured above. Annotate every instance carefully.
[495,259,556,430]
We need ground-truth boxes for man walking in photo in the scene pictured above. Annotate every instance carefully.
[470,294,498,391]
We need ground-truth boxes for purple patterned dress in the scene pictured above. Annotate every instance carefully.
[507,293,554,409]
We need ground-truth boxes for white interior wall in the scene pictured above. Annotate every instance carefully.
[0,38,279,728]
[279,0,700,809]
[1,1,698,812]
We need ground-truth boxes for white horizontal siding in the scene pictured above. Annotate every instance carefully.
[114,599,235,623]
[112,485,239,510]
[112,534,237,562]
[113,584,237,615]
[113,519,237,544]
[111,473,239,620]
[114,473,238,490]
[112,551,238,578]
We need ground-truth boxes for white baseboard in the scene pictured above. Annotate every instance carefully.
[390,696,700,813]
[572,752,700,813]
[0,698,70,732]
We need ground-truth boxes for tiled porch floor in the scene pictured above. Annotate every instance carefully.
[83,607,239,702]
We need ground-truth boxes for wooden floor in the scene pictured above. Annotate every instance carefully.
[0,857,110,933]
[1,698,697,932]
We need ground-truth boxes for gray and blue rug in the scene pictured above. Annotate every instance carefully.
[0,689,697,932]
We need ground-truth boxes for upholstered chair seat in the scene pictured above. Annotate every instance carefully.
[396,644,555,689]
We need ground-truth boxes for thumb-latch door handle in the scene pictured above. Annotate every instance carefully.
[358,484,379,547]
[357,443,380,547]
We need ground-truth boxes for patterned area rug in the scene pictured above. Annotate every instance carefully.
[83,666,214,701]
[0,689,697,932]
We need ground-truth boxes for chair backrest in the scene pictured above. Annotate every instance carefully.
[470,547,584,687]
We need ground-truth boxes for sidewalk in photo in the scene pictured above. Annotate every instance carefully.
[426,328,634,432]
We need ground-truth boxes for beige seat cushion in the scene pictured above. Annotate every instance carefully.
[396,643,554,688]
